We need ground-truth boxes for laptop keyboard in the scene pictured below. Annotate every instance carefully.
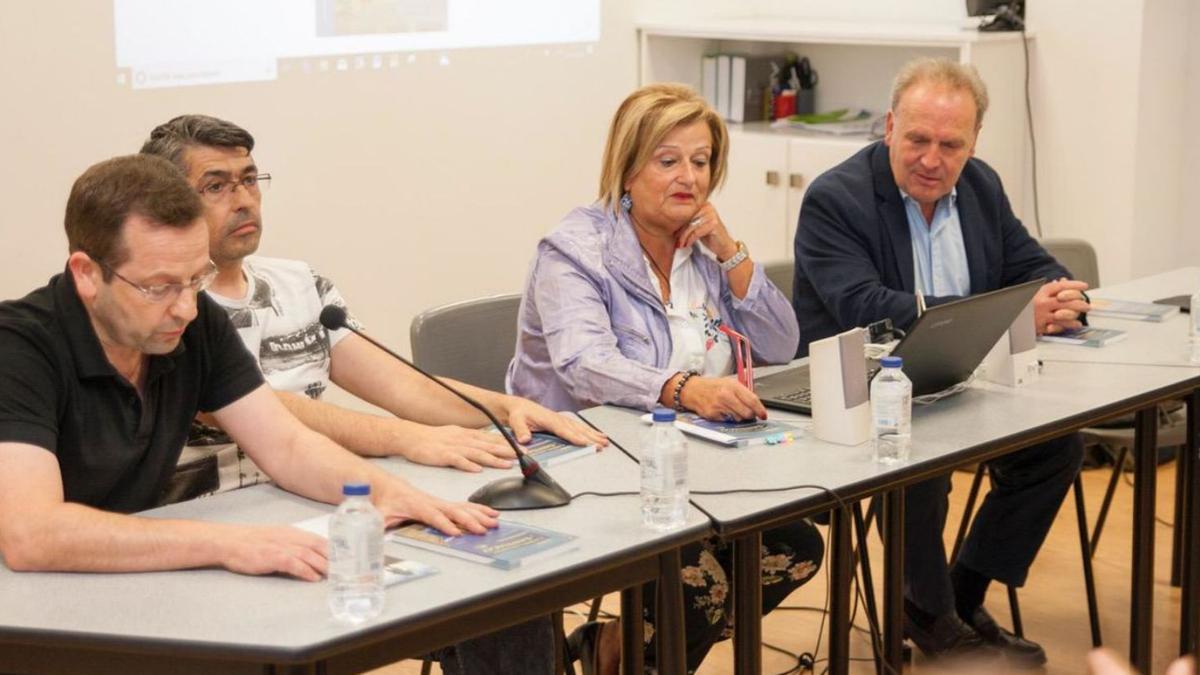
[777,389,812,405]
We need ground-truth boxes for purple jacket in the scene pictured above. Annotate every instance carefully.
[506,203,800,412]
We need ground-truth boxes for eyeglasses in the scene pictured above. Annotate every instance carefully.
[99,260,218,304]
[196,173,271,203]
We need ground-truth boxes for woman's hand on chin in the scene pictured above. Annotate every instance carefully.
[675,202,736,258]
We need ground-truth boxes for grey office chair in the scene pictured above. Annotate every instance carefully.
[1042,238,1100,288]
[411,293,576,673]
[764,259,795,303]
[410,293,523,392]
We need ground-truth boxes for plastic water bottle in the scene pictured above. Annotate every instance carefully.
[641,407,688,530]
[1190,288,1200,364]
[328,482,384,624]
[871,356,912,464]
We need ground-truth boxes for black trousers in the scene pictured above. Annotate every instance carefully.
[905,433,1085,616]
[642,519,825,672]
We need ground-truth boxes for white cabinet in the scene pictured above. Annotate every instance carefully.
[639,17,1032,264]
[718,128,868,261]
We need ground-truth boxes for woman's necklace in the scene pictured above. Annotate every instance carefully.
[638,241,672,305]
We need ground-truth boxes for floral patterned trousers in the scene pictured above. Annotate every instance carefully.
[641,519,824,672]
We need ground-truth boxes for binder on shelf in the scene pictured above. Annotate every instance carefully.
[701,55,718,109]
[728,55,775,123]
[716,54,732,119]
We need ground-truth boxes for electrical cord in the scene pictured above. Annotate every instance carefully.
[1021,20,1042,238]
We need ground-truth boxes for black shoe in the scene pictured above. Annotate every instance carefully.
[964,606,1048,667]
[904,601,1001,662]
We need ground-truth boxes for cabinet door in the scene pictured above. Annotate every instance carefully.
[713,129,790,262]
[785,137,871,253]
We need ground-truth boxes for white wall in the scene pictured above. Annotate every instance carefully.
[1177,2,1200,270]
[0,1,638,359]
[1022,0,1145,283]
[637,0,1195,286]
[1,0,1195,360]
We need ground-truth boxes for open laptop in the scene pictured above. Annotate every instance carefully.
[758,279,1044,414]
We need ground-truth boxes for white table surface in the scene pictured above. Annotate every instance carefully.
[0,429,709,660]
[582,358,1200,530]
[1038,267,1200,368]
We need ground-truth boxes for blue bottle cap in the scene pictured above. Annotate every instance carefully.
[342,482,370,496]
[881,356,903,368]
[652,407,677,423]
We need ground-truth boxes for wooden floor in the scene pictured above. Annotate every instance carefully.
[374,460,1189,675]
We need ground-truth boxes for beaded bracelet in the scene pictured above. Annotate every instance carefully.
[673,371,699,411]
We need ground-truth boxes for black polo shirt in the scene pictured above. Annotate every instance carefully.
[0,269,264,513]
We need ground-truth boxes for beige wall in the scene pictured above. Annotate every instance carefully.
[2,1,1196,364]
[0,1,638,361]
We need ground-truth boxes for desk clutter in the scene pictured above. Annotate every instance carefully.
[701,52,818,123]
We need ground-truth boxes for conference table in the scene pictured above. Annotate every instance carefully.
[582,267,1200,675]
[2,271,1197,675]
[0,428,710,675]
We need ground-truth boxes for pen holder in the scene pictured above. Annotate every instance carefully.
[795,88,815,116]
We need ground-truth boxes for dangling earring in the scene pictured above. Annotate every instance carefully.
[619,192,633,211]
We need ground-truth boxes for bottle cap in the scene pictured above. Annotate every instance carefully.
[881,356,903,368]
[652,407,677,423]
[342,482,370,496]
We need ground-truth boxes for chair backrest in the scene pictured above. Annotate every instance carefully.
[763,260,795,303]
[409,293,523,392]
[1041,238,1100,288]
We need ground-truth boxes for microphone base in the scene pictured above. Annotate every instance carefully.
[469,475,572,510]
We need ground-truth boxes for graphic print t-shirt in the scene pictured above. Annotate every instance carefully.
[209,255,358,400]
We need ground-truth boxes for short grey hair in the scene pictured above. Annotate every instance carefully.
[140,115,256,171]
[890,58,989,128]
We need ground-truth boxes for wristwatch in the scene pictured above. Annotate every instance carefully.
[719,241,749,272]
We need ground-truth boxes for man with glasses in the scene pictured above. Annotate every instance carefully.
[141,115,604,504]
[139,116,574,674]
[0,154,497,580]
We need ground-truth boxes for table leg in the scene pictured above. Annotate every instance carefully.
[883,489,906,673]
[734,531,763,675]
[656,548,687,675]
[621,586,645,675]
[1130,406,1158,673]
[851,502,883,675]
[828,505,853,675]
[1181,388,1200,657]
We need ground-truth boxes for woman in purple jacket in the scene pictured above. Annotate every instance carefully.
[508,83,823,675]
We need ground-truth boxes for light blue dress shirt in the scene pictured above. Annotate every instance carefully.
[902,187,971,298]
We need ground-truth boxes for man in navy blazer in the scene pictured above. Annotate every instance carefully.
[792,58,1088,667]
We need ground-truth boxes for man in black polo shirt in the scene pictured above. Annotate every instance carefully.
[0,154,497,578]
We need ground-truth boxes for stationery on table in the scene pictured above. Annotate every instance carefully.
[1087,298,1180,322]
[292,515,438,586]
[639,411,803,447]
[1038,326,1128,348]
[389,520,577,570]
[484,426,599,467]
[719,323,754,391]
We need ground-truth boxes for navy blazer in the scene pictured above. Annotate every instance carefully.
[791,141,1069,357]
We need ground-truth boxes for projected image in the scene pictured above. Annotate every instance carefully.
[114,0,599,89]
[316,0,448,37]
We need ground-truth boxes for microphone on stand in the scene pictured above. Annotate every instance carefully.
[319,305,571,510]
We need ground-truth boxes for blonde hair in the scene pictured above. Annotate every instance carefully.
[890,58,989,128]
[598,83,728,210]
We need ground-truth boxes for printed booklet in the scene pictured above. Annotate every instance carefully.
[389,520,577,570]
[640,412,803,447]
